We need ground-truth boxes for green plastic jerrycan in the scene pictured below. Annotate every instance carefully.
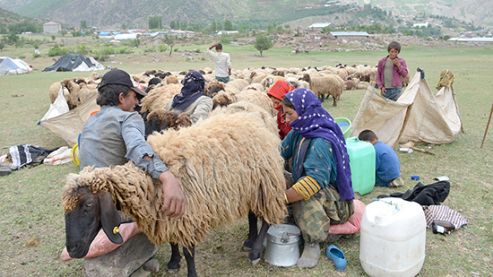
[345,136,375,195]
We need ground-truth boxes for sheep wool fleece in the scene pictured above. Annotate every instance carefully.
[63,111,287,248]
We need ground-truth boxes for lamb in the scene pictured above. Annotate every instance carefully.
[63,110,287,277]
[302,73,345,106]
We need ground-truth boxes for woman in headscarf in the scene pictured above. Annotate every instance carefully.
[281,88,354,268]
[165,70,212,124]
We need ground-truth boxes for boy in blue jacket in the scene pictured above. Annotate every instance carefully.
[358,130,402,187]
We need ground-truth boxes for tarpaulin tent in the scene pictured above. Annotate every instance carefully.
[0,57,32,75]
[43,53,105,72]
[351,69,462,146]
[38,87,99,146]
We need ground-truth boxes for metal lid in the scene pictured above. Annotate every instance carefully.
[267,224,301,244]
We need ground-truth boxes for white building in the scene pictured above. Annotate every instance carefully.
[330,31,370,38]
[413,22,430,28]
[309,22,331,29]
[43,21,61,34]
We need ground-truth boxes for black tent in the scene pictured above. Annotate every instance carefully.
[43,53,104,72]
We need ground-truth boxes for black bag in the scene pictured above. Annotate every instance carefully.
[378,181,450,206]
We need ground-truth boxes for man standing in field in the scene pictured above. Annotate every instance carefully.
[207,43,231,83]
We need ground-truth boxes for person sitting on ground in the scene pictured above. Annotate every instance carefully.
[207,43,231,83]
[267,80,294,139]
[164,70,213,125]
[281,88,354,268]
[358,129,402,188]
[376,41,408,101]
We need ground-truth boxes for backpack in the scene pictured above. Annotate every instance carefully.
[378,181,450,206]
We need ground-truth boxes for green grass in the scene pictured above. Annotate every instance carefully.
[0,43,492,276]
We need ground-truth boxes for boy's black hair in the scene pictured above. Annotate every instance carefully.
[97,84,132,106]
[216,43,223,50]
[387,41,401,53]
[358,129,378,142]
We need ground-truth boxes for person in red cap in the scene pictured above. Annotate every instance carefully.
[267,80,295,139]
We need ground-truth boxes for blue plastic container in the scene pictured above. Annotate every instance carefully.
[345,136,376,195]
[335,117,352,139]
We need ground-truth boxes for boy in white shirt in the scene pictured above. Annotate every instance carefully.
[208,43,231,83]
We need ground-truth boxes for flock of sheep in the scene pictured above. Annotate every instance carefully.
[57,64,377,276]
[48,64,378,113]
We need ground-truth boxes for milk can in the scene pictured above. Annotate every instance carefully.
[264,224,301,267]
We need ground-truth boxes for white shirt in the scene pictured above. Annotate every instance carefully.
[207,49,231,77]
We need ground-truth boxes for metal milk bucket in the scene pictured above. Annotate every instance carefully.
[264,224,301,267]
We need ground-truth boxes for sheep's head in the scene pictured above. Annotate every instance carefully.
[63,174,122,258]
[301,73,311,83]
[205,81,225,97]
[175,113,192,128]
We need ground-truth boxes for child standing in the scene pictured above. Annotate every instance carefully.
[358,130,402,188]
[376,41,408,101]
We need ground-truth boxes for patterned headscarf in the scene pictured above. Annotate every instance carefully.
[284,88,354,200]
[171,70,205,111]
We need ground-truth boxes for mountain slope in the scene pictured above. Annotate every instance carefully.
[0,0,491,29]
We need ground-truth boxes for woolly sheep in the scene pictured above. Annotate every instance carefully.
[302,73,345,106]
[62,110,287,276]
[140,83,182,114]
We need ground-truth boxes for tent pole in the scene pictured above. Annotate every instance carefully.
[480,103,493,148]
[451,89,465,134]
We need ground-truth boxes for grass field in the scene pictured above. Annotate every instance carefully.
[0,42,492,276]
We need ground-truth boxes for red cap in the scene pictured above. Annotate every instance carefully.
[267,80,294,101]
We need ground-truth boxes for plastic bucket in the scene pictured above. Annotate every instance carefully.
[71,143,80,167]
[335,117,352,139]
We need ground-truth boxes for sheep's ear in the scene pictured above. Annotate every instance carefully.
[98,191,123,244]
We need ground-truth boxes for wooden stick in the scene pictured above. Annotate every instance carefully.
[410,146,435,155]
[480,103,493,148]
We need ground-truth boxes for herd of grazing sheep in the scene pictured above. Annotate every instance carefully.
[47,64,378,113]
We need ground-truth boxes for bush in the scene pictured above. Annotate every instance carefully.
[48,45,68,57]
[77,45,90,55]
[220,36,231,45]
[158,44,167,52]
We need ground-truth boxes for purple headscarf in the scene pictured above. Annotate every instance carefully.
[285,88,354,201]
[171,70,205,111]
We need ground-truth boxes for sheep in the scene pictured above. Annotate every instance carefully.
[302,73,345,106]
[225,78,249,92]
[260,75,285,89]
[48,79,80,109]
[164,75,179,84]
[344,77,359,90]
[211,84,274,117]
[76,81,98,105]
[62,110,287,277]
[140,83,182,114]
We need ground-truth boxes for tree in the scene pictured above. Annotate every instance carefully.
[80,20,88,30]
[210,20,217,33]
[224,19,233,31]
[170,20,176,29]
[148,16,162,29]
[164,35,175,56]
[254,34,273,56]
